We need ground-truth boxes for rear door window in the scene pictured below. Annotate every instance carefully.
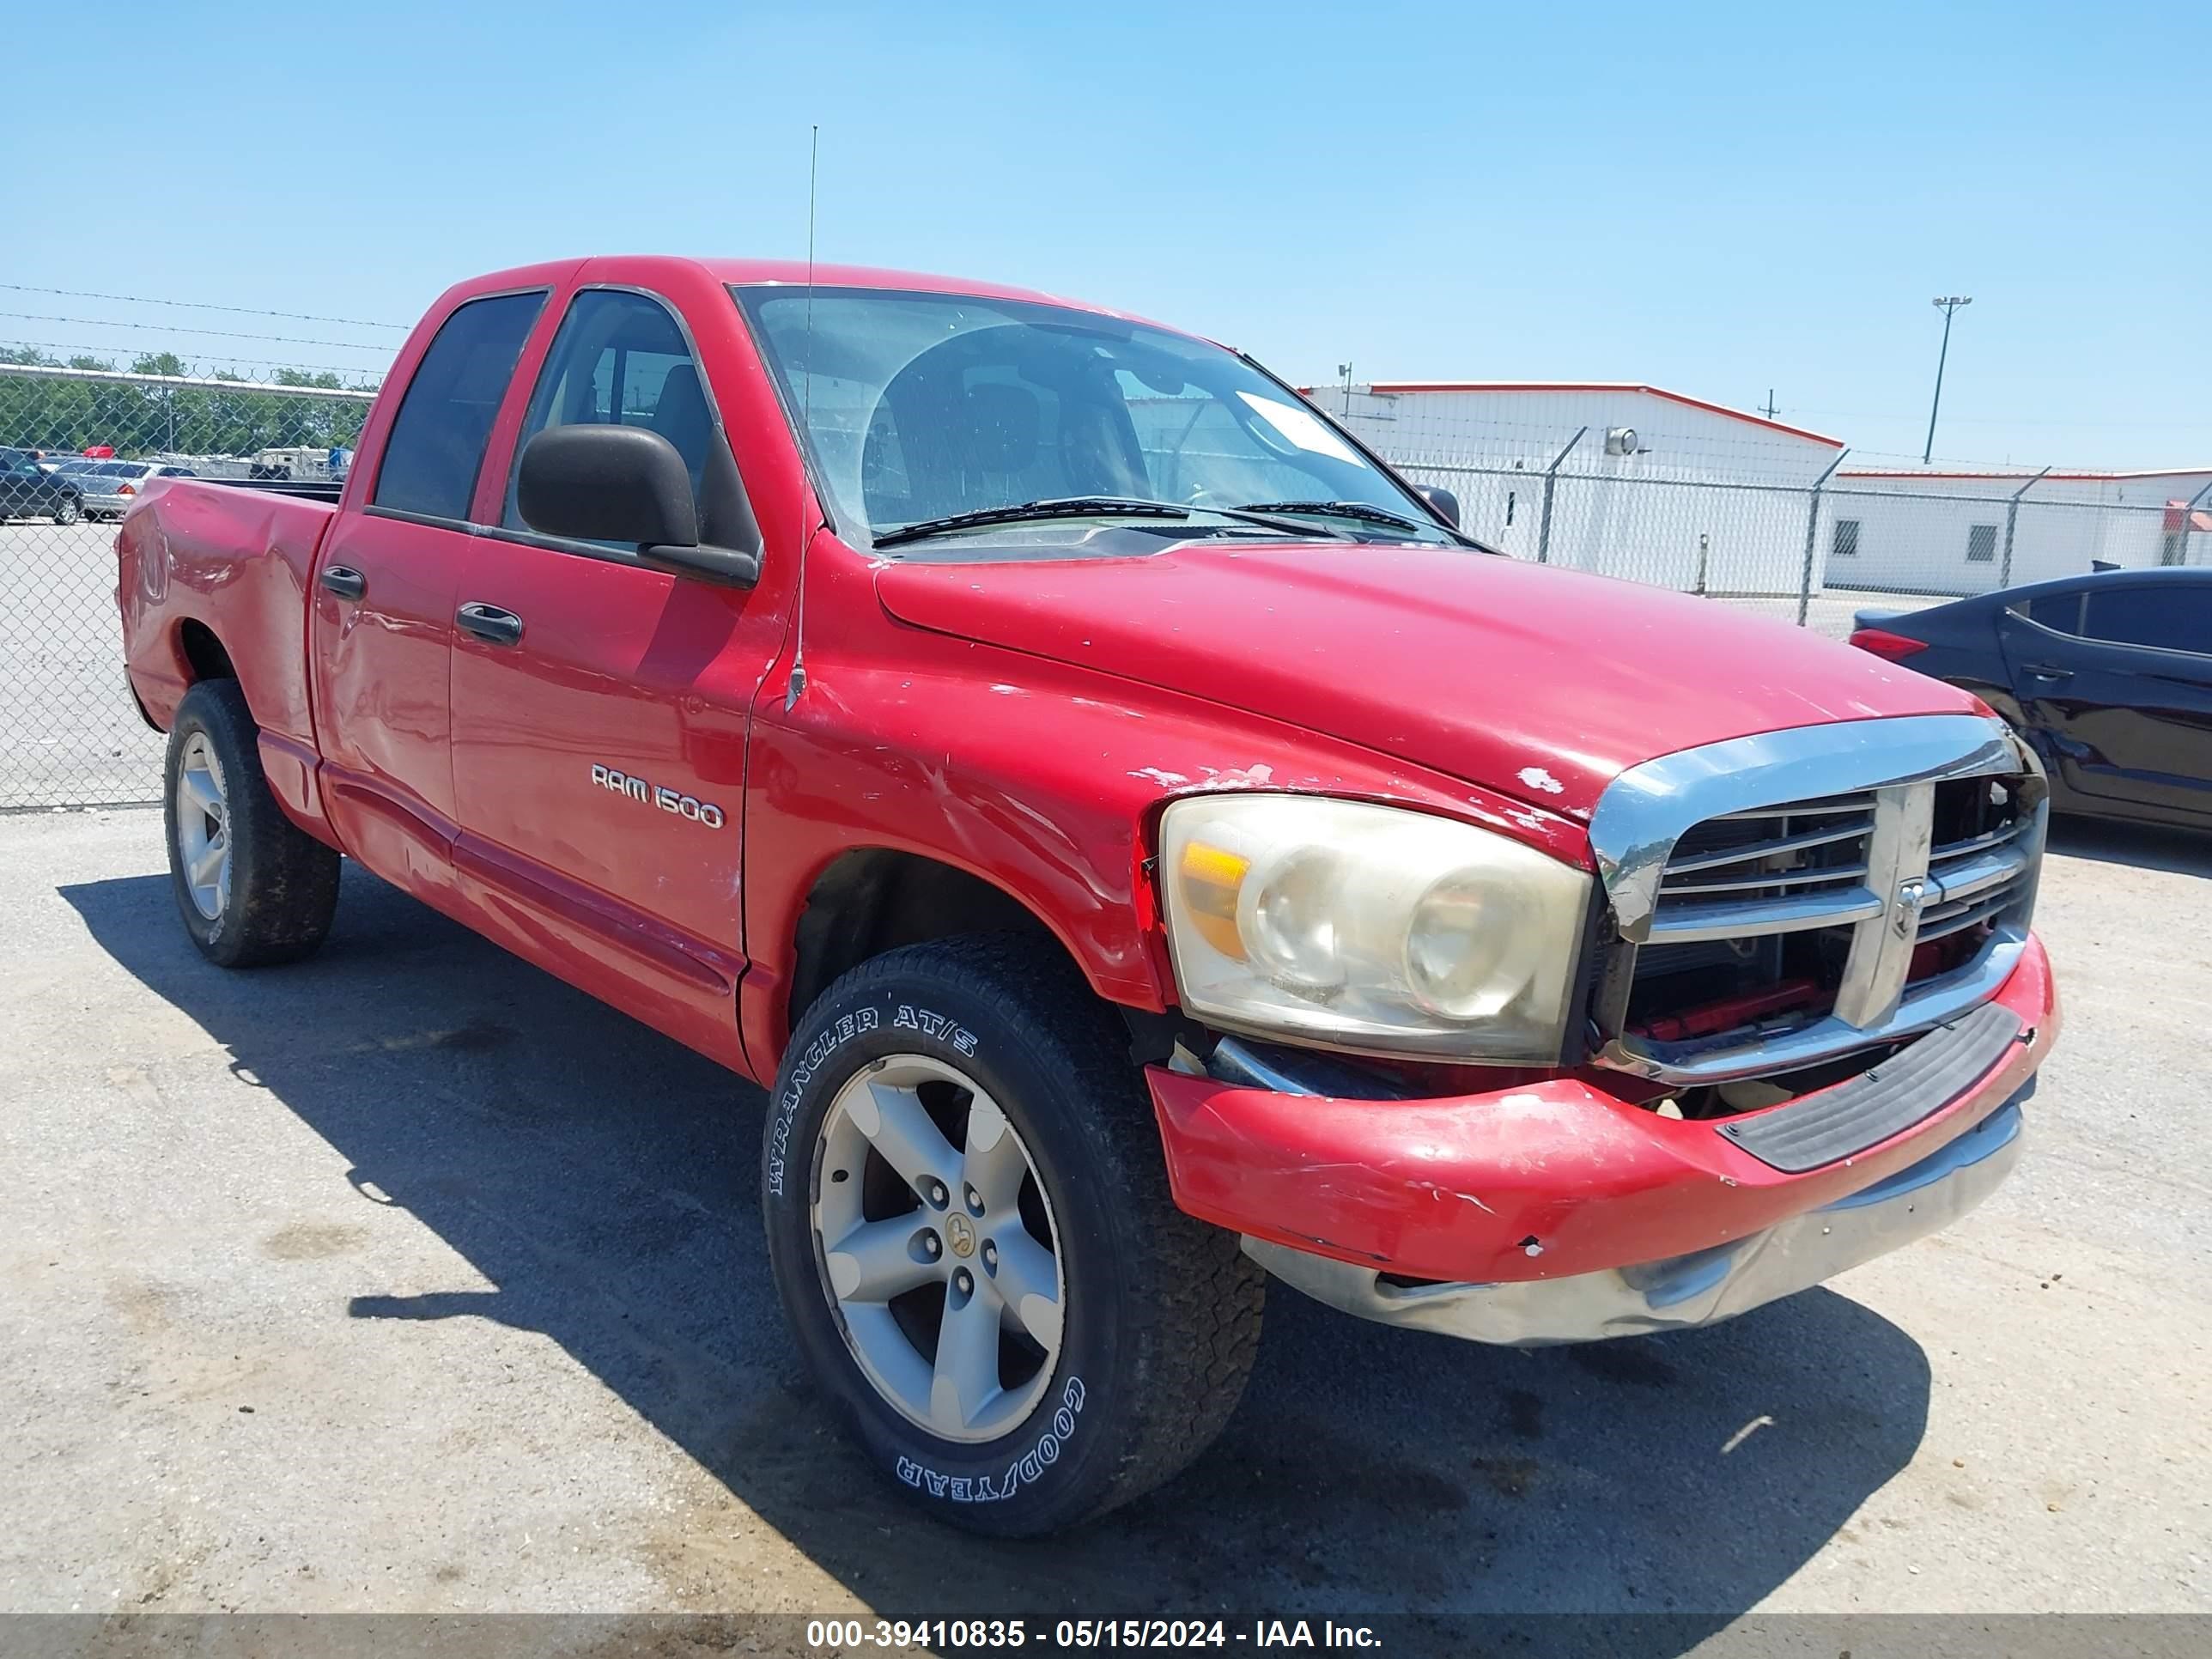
[2081,586,2212,656]
[373,291,546,520]
[2023,591,2085,635]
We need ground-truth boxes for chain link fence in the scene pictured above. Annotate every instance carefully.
[1,360,374,809]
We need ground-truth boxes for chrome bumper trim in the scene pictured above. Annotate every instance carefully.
[1240,1097,2026,1347]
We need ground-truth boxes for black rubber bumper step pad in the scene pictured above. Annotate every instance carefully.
[1718,1000,2027,1174]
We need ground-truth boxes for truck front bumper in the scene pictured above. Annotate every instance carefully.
[1243,1094,2023,1344]
[1146,933,2057,1346]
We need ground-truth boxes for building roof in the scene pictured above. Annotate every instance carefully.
[1316,380,1845,448]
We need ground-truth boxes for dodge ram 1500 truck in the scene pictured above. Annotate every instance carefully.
[117,257,2059,1536]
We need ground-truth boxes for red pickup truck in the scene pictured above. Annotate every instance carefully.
[117,257,2058,1535]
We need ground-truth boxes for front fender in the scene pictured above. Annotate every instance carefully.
[736,635,1588,1079]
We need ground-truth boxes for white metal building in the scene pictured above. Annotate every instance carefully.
[1310,381,1845,597]
[1815,468,2212,597]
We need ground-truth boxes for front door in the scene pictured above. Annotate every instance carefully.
[309,288,549,902]
[447,285,786,1066]
[1997,580,2212,825]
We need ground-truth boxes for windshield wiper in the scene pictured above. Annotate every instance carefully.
[872,495,1334,549]
[1235,500,1434,535]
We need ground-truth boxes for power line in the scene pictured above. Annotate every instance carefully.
[2,339,384,380]
[0,283,408,330]
[0,312,398,352]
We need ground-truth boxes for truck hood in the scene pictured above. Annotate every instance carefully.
[872,542,1979,818]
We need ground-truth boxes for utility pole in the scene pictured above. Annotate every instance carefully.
[1337,362,1353,417]
[1923,295,1972,465]
[1760,389,1779,421]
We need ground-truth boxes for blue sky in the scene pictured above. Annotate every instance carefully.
[7,2,2206,468]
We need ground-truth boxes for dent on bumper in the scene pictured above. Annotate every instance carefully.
[1146,932,2057,1298]
[1245,1095,2025,1345]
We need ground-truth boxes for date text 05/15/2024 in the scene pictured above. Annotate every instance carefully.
[802,1618,1382,1650]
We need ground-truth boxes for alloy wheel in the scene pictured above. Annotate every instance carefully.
[173,731,231,921]
[811,1054,1066,1443]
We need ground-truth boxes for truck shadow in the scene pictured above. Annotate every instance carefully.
[62,865,1931,1645]
[2046,815,2212,878]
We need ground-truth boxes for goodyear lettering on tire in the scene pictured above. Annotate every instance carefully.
[895,1376,1087,1502]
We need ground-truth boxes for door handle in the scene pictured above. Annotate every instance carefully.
[319,564,368,601]
[2024,662,2073,681]
[456,601,525,647]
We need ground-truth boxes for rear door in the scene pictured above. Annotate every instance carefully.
[1997,580,2212,823]
[444,281,785,1066]
[309,288,549,896]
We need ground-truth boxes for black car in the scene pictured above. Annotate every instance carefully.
[0,446,85,525]
[1850,568,2212,830]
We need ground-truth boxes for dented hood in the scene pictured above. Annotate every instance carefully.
[872,542,1979,817]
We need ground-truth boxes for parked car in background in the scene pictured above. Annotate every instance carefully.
[1851,568,2212,830]
[79,459,196,522]
[0,446,84,523]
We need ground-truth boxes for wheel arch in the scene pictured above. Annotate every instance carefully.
[778,847,1108,1051]
[175,617,238,687]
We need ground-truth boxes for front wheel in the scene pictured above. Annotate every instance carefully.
[762,935,1264,1535]
[53,497,81,526]
[163,678,340,967]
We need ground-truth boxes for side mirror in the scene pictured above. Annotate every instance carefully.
[1415,484,1462,530]
[517,425,759,586]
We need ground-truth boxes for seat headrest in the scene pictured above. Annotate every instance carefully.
[652,363,712,472]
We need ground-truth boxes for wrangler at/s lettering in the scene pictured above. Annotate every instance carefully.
[117,253,2058,1538]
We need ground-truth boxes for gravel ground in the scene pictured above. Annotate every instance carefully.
[1,789,2205,1635]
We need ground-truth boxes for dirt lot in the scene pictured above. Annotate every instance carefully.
[1,806,2206,1636]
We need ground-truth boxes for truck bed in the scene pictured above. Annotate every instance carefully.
[116,477,337,747]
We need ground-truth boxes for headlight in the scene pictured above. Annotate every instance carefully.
[1158,795,1591,1061]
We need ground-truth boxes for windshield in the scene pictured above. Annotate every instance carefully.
[732,284,1453,550]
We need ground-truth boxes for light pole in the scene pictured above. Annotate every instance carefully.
[1923,295,1972,465]
[1338,362,1353,417]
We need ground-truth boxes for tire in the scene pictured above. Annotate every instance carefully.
[54,496,80,526]
[762,934,1264,1536]
[163,678,340,968]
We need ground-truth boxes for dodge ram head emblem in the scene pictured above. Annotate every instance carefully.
[591,764,726,830]
[945,1213,977,1258]
[1892,876,1928,939]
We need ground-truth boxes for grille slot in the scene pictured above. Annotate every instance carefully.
[1918,783,2033,936]
[1648,797,1879,944]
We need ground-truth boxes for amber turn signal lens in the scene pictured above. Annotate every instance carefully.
[1176,840,1249,959]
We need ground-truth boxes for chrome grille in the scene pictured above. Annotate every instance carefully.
[1587,715,2047,1085]
[1647,795,1879,942]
